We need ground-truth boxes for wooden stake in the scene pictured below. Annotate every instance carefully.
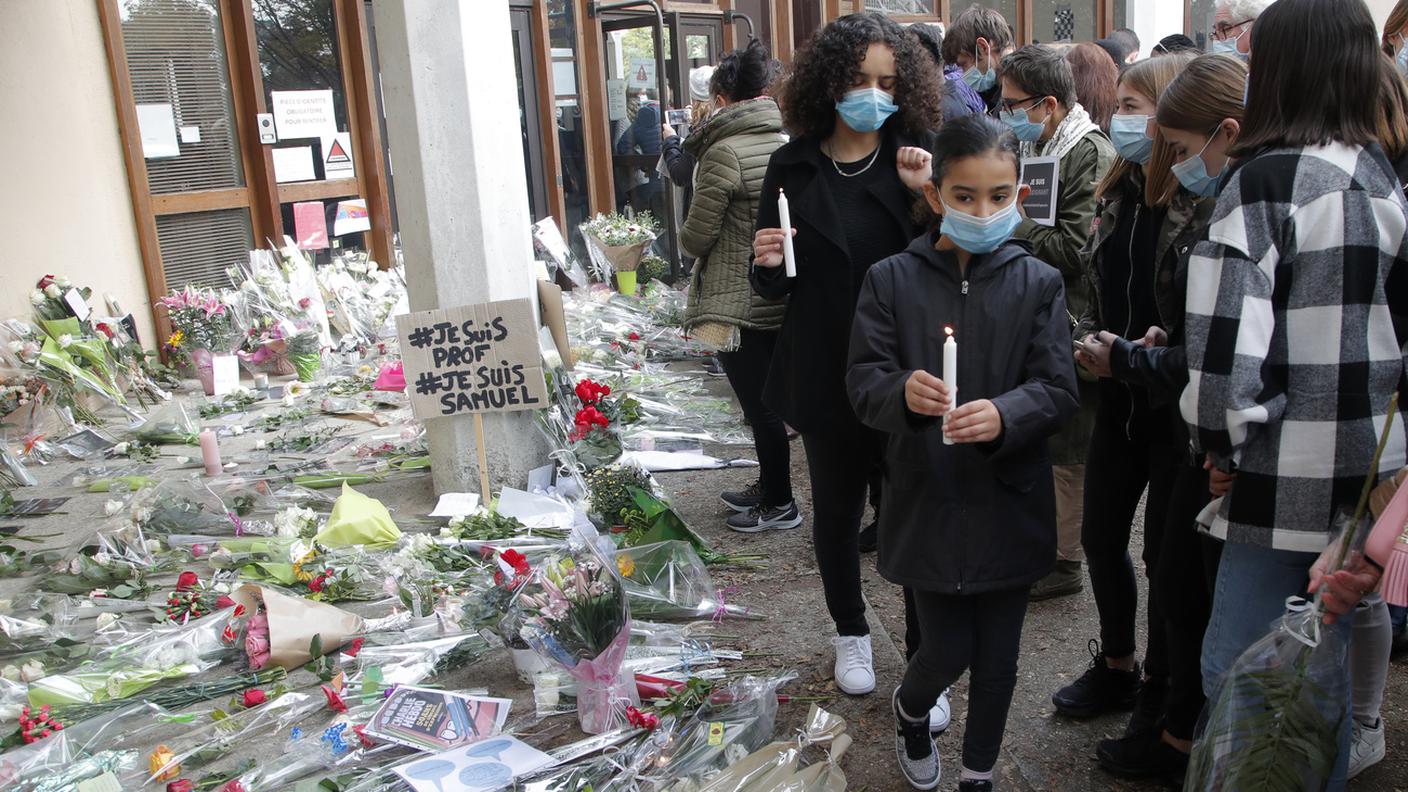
[473,412,491,501]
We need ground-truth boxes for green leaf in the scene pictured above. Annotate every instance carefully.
[308,633,323,659]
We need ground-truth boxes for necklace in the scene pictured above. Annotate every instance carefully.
[825,140,881,178]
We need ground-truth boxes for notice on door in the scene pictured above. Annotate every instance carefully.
[607,79,628,121]
[321,132,355,179]
[627,58,657,91]
[136,103,179,159]
[396,299,549,420]
[271,90,336,140]
[1019,157,1061,228]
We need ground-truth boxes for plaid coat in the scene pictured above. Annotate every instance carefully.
[1181,143,1408,552]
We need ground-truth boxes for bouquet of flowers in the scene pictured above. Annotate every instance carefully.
[229,245,332,380]
[510,544,638,733]
[28,275,87,325]
[315,252,408,353]
[580,211,659,295]
[160,286,239,368]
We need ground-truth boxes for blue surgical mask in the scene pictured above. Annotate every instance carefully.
[962,44,998,91]
[999,104,1046,142]
[835,87,898,133]
[1397,42,1408,77]
[1171,133,1225,197]
[1210,37,1239,56]
[1110,114,1154,164]
[940,199,1023,254]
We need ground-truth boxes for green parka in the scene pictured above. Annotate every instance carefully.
[680,97,787,336]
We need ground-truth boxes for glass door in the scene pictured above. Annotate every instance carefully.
[511,5,551,222]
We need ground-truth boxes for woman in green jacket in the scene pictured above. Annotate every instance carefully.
[679,41,793,532]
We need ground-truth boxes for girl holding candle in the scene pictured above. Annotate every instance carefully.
[749,11,944,711]
[847,113,1079,791]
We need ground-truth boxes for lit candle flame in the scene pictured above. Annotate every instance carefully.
[944,326,954,337]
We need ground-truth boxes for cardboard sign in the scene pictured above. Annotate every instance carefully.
[396,299,549,419]
[1020,156,1061,228]
[271,89,336,140]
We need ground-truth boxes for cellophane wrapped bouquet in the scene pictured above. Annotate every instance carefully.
[228,245,331,381]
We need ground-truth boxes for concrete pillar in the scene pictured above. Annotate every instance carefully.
[372,0,550,495]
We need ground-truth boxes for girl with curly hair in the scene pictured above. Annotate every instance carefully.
[748,11,943,718]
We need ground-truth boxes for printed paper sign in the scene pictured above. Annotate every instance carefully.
[321,132,355,179]
[1020,156,1061,228]
[627,58,657,90]
[607,79,628,121]
[212,354,240,396]
[272,146,316,183]
[179,125,201,144]
[136,103,179,159]
[395,299,549,420]
[63,289,90,321]
[271,89,336,140]
[394,736,554,792]
[293,201,329,249]
[333,199,371,236]
[365,686,510,752]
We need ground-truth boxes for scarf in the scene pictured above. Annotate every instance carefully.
[1023,102,1101,162]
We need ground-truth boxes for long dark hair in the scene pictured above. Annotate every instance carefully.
[928,114,1021,186]
[711,39,778,103]
[780,12,943,140]
[1234,0,1379,156]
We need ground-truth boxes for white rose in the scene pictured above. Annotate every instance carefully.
[57,334,73,349]
[255,439,267,450]
[103,500,124,516]
[19,661,44,683]
[0,703,23,723]
[112,442,129,455]
[68,558,81,575]
[145,539,163,553]
[44,285,61,299]
[174,456,190,466]
[229,425,244,436]
[93,552,112,567]
[28,290,45,306]
[95,612,120,631]
[56,276,71,288]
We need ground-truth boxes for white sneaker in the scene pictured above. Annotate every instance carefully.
[1348,718,1386,779]
[929,688,951,733]
[832,634,876,695]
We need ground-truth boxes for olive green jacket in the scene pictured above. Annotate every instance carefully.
[681,98,787,335]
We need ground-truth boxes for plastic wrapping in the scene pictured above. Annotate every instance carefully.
[616,542,754,621]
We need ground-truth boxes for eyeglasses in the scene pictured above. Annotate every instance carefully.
[996,95,1048,114]
[1211,18,1252,42]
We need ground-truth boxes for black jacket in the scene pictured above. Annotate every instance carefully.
[847,234,1080,594]
[750,124,932,431]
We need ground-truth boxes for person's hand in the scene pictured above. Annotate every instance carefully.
[1075,333,1113,378]
[662,122,677,139]
[897,147,933,192]
[1204,453,1237,497]
[1143,326,1168,348]
[905,370,952,417]
[752,228,795,269]
[1308,549,1383,625]
[945,399,1003,443]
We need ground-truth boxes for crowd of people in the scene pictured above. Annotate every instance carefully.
[657,0,1408,789]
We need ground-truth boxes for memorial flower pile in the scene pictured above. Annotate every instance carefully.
[160,287,239,368]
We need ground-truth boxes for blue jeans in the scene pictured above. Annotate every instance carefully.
[1391,603,1407,633]
[1202,541,1352,790]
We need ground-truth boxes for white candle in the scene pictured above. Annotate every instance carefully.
[777,188,797,278]
[943,326,957,445]
[199,429,222,476]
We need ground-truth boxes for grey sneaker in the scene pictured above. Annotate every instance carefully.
[1030,559,1083,601]
[892,687,940,790]
[725,502,802,533]
[1348,718,1386,779]
[720,480,765,513]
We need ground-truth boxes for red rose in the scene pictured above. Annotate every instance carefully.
[298,297,312,309]
[308,575,326,594]
[221,782,247,792]
[628,332,642,341]
[322,684,348,713]
[95,323,115,340]
[241,689,267,707]
[166,781,195,792]
[215,595,235,609]
[342,637,364,658]
[175,571,200,592]
[35,275,55,290]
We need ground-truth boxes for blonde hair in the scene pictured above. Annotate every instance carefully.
[1154,54,1248,204]
[1095,51,1195,207]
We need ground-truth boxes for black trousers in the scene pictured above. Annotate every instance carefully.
[801,414,884,636]
[1081,389,1177,676]
[900,586,1031,773]
[718,329,793,507]
[1153,455,1224,740]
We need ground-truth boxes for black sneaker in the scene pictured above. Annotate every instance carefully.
[1391,626,1407,660]
[1124,676,1168,738]
[720,481,765,513]
[859,521,878,553]
[1096,730,1189,782]
[703,357,727,377]
[892,687,940,790]
[958,781,994,792]
[726,502,803,533]
[1052,639,1142,718]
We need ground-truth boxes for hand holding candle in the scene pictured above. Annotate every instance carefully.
[942,326,957,445]
[777,188,797,278]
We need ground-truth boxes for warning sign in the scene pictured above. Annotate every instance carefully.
[321,132,355,179]
[627,58,656,90]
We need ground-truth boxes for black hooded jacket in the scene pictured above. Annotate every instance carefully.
[846,234,1080,593]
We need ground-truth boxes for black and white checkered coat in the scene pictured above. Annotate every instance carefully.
[1180,143,1408,552]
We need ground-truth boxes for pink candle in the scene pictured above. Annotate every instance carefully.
[199,429,221,476]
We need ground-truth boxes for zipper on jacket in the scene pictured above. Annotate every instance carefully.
[1122,204,1140,441]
